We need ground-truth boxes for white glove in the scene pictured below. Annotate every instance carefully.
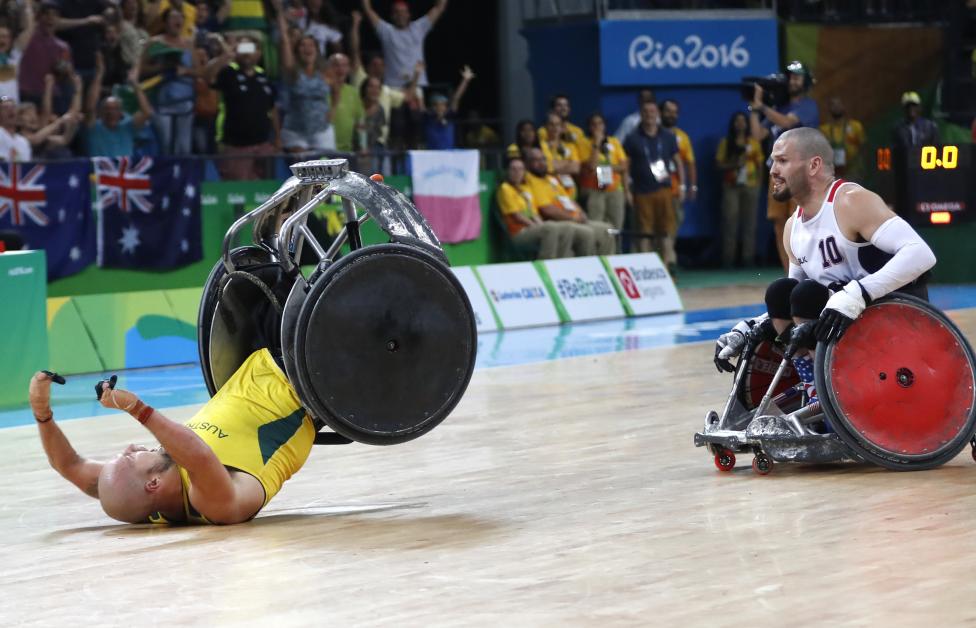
[713,319,752,372]
[815,280,868,343]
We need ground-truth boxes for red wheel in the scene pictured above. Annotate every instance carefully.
[738,340,801,409]
[752,454,773,475]
[816,295,976,470]
[714,449,736,472]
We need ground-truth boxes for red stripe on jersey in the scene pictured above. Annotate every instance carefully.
[827,179,846,203]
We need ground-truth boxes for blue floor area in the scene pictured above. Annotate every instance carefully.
[4,285,975,429]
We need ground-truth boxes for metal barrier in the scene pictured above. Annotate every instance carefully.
[21,146,511,182]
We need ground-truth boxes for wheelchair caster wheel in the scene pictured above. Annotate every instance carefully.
[752,454,773,476]
[714,449,736,472]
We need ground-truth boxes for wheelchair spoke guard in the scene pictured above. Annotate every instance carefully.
[816,294,976,470]
[291,243,477,445]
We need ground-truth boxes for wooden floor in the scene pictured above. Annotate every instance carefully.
[5,286,976,627]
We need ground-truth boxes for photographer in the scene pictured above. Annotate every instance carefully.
[749,60,819,271]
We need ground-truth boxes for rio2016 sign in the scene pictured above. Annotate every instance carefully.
[600,19,778,86]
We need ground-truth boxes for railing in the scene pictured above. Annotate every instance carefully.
[521,0,944,23]
[522,0,777,22]
[16,146,513,182]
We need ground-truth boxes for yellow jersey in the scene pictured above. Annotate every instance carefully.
[538,121,585,150]
[539,141,580,200]
[715,137,764,188]
[524,172,579,216]
[150,349,316,525]
[496,181,538,236]
[669,126,695,197]
[820,118,866,177]
[577,136,627,192]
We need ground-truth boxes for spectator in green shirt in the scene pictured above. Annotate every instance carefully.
[325,52,362,153]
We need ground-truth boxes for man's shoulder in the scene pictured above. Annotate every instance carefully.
[412,14,433,32]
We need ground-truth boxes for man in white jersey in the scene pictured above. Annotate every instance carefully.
[714,127,936,374]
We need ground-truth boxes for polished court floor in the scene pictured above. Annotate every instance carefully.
[4,282,976,626]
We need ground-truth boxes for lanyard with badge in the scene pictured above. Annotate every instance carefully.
[596,141,614,188]
[550,176,577,211]
[644,136,670,183]
[554,144,576,190]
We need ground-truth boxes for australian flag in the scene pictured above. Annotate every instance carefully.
[96,156,203,269]
[0,161,95,280]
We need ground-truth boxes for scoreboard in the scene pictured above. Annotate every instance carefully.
[873,144,972,226]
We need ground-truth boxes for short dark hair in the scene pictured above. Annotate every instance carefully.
[363,50,383,67]
[661,98,679,111]
[549,93,569,109]
[637,88,656,105]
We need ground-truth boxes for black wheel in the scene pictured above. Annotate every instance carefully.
[815,294,976,471]
[291,243,477,445]
[197,246,271,396]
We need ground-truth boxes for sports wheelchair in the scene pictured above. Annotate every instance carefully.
[197,159,477,446]
[695,294,976,474]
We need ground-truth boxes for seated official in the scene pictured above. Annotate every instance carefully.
[29,349,316,525]
[496,157,573,260]
[523,147,615,257]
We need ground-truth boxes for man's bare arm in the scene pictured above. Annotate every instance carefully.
[361,0,381,28]
[30,373,102,498]
[427,0,448,26]
[97,384,257,522]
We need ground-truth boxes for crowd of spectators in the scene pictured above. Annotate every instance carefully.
[500,91,697,275]
[0,0,491,178]
[497,64,909,273]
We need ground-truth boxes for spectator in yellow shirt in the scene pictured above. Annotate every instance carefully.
[506,118,538,160]
[820,96,865,180]
[496,157,573,259]
[578,112,628,230]
[146,0,197,38]
[660,99,696,270]
[540,111,581,200]
[523,147,615,256]
[538,93,584,150]
[715,111,763,268]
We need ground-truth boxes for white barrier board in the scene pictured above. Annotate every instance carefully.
[473,262,560,329]
[539,256,625,322]
[451,266,497,333]
[603,253,683,316]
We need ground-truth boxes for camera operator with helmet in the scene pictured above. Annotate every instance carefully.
[749,61,820,272]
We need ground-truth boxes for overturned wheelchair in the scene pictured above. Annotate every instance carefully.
[695,294,976,474]
[198,159,477,446]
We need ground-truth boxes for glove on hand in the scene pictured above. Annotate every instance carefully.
[815,280,869,344]
[713,319,752,373]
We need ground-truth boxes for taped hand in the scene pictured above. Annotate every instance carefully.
[713,320,751,373]
[815,280,869,344]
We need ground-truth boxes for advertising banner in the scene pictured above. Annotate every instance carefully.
[538,257,625,323]
[603,253,683,316]
[451,266,498,333]
[599,19,778,86]
[473,262,559,329]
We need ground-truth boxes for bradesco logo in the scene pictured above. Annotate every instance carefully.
[489,286,547,303]
[556,275,613,301]
[614,267,641,299]
[615,265,668,299]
